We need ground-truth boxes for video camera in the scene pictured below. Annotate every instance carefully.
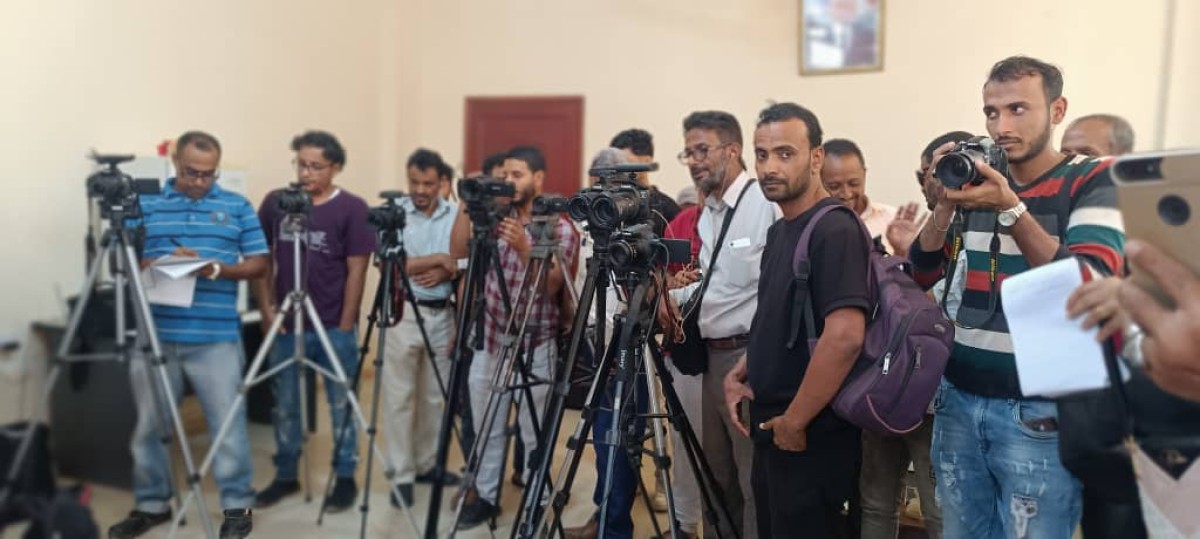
[277,182,313,215]
[367,190,407,231]
[935,136,1010,189]
[459,175,515,228]
[569,163,658,230]
[532,194,569,217]
[86,153,161,219]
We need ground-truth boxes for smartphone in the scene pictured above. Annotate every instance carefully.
[1111,149,1200,307]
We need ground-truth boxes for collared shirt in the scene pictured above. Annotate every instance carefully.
[399,197,457,301]
[859,199,897,254]
[670,171,781,340]
[483,216,579,355]
[140,179,268,343]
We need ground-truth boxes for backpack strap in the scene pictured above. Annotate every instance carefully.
[786,203,874,350]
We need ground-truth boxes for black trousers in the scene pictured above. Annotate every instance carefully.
[751,426,861,539]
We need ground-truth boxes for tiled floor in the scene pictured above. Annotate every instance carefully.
[10,375,668,539]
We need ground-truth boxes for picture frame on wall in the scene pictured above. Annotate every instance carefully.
[800,0,885,75]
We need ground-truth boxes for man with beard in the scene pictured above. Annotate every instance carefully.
[451,145,579,529]
[379,149,462,508]
[723,102,870,538]
[909,56,1124,537]
[665,110,778,538]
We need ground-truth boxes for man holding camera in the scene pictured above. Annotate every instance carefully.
[110,131,267,539]
[253,131,376,512]
[378,149,461,508]
[452,145,579,530]
[909,56,1125,537]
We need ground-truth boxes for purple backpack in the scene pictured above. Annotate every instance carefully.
[788,204,954,435]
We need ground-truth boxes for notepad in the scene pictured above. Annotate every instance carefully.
[140,255,215,308]
[1001,258,1125,398]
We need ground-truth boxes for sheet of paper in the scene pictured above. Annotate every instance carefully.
[1002,258,1121,398]
[151,255,216,280]
[141,266,196,308]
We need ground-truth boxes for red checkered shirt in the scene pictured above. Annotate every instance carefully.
[483,216,579,355]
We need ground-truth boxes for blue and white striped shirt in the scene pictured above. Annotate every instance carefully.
[139,179,268,343]
[399,197,457,301]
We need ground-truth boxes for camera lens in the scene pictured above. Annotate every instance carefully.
[591,196,618,229]
[609,241,634,268]
[1116,158,1164,182]
[1158,194,1190,226]
[935,154,974,189]
[567,195,592,222]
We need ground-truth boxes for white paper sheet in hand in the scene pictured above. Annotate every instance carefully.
[1001,258,1111,398]
[152,255,216,279]
[141,263,197,308]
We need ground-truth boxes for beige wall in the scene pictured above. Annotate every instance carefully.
[1,0,1193,415]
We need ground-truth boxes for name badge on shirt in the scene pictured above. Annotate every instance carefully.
[729,237,752,249]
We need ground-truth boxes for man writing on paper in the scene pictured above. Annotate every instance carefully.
[109,131,268,539]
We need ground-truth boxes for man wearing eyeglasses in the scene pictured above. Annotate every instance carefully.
[663,111,780,538]
[109,131,268,539]
[253,130,376,512]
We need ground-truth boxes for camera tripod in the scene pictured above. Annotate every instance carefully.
[446,215,579,537]
[167,213,421,537]
[0,212,219,537]
[515,237,738,539]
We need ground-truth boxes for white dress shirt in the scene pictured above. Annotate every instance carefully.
[670,171,781,340]
[859,199,897,254]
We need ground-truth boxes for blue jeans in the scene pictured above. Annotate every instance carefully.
[932,380,1082,539]
[129,340,254,512]
[589,369,649,539]
[269,326,360,480]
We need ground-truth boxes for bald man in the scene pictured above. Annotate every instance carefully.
[1060,113,1135,158]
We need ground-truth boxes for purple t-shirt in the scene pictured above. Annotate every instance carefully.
[258,188,376,327]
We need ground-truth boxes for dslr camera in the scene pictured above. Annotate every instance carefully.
[367,190,407,231]
[86,153,161,219]
[935,136,1010,189]
[277,182,313,215]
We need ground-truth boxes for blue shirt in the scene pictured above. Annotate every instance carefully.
[399,197,456,301]
[139,180,268,343]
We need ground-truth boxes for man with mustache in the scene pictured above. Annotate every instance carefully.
[1060,113,1135,158]
[665,110,779,538]
[379,148,462,508]
[909,56,1125,537]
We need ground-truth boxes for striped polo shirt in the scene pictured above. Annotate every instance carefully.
[139,179,269,343]
[911,155,1125,398]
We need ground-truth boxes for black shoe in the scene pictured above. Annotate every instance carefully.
[253,478,300,508]
[511,471,526,488]
[219,508,253,539]
[324,477,358,513]
[456,498,498,531]
[415,469,461,486]
[108,510,170,539]
[390,483,414,508]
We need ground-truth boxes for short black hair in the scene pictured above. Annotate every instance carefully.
[506,145,546,174]
[406,148,445,172]
[822,138,865,167]
[481,152,507,175]
[755,102,824,149]
[987,55,1064,103]
[176,130,221,157]
[1072,114,1136,155]
[610,129,654,158]
[683,111,743,146]
[921,131,975,164]
[291,130,346,167]
[436,162,454,180]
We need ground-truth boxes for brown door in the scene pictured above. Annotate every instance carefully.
[464,96,585,197]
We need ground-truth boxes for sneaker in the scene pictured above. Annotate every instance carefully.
[390,483,414,508]
[108,510,170,539]
[415,469,461,486]
[324,477,358,513]
[219,508,253,539]
[511,471,526,488]
[253,478,300,508]
[455,498,498,531]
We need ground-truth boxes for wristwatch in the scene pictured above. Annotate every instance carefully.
[998,201,1028,227]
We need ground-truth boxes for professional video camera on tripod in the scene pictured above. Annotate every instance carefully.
[512,163,739,539]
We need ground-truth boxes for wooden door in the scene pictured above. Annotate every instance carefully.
[464,96,585,197]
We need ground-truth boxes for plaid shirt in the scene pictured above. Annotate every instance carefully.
[484,215,579,355]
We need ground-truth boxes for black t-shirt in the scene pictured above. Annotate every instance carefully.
[746,197,872,430]
[648,186,681,237]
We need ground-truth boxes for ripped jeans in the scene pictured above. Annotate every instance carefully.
[931,380,1081,539]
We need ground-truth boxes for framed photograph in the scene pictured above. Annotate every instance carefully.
[800,0,885,75]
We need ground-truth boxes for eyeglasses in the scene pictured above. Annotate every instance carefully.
[677,143,731,165]
[180,167,220,181]
[293,159,332,173]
